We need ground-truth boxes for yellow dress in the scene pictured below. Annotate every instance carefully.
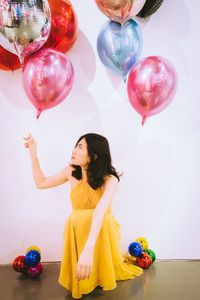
[58,180,143,298]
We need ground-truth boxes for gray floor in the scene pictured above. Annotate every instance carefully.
[0,260,200,300]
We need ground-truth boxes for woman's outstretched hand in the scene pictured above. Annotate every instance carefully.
[23,133,37,156]
[75,246,94,281]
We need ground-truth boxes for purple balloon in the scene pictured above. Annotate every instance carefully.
[22,48,74,118]
[97,19,142,81]
[27,262,43,278]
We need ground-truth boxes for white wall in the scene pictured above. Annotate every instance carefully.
[0,0,200,264]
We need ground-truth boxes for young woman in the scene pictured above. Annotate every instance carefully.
[23,132,143,299]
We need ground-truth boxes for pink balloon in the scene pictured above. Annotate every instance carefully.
[22,48,74,118]
[127,56,177,125]
[27,262,43,278]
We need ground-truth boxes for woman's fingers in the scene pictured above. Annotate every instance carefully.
[75,264,91,281]
[75,265,82,280]
[85,265,91,279]
[23,135,35,144]
[23,139,30,142]
[23,133,34,140]
[29,134,35,142]
[80,267,86,280]
[23,136,30,141]
[77,264,84,280]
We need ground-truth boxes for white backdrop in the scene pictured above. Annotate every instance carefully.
[1,0,200,264]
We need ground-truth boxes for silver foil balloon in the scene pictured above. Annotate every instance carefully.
[0,0,51,63]
[97,19,142,81]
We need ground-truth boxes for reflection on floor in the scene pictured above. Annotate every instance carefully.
[0,260,200,300]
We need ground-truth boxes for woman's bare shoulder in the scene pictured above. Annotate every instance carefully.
[100,175,118,193]
[104,174,119,184]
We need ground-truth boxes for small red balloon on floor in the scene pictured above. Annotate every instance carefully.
[136,253,152,269]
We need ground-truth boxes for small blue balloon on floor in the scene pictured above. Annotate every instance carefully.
[25,250,41,267]
[128,242,142,257]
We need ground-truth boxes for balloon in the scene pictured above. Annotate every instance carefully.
[97,19,142,81]
[130,0,146,17]
[22,48,74,118]
[95,0,135,24]
[128,242,143,257]
[127,56,178,125]
[145,249,156,262]
[0,0,51,63]
[136,253,152,269]
[27,262,43,278]
[137,0,164,18]
[25,250,41,267]
[43,0,78,53]
[26,246,41,254]
[135,237,149,251]
[0,45,20,71]
[13,255,27,273]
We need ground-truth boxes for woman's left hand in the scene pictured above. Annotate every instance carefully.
[75,246,94,281]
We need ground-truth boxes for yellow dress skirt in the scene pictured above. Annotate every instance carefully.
[58,180,143,298]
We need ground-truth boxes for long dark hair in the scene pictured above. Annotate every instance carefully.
[71,133,122,189]
[137,0,164,18]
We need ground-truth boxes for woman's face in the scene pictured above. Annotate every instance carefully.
[70,138,90,167]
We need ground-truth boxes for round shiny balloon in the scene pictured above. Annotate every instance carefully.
[135,237,149,251]
[137,0,164,18]
[0,0,51,63]
[43,0,78,53]
[25,250,41,267]
[0,45,20,71]
[97,19,142,81]
[95,0,135,24]
[27,262,43,278]
[22,48,74,118]
[127,56,178,125]
[26,246,41,254]
[128,242,142,257]
[145,249,156,263]
[136,253,152,269]
[13,255,27,273]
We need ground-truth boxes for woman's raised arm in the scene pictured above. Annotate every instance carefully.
[23,133,70,189]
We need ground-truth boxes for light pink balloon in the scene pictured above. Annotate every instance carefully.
[127,56,178,125]
[22,48,74,118]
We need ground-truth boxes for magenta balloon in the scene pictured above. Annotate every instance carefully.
[27,262,43,278]
[22,48,74,118]
[127,56,177,125]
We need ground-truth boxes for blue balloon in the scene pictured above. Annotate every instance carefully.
[97,19,142,81]
[25,250,41,267]
[128,242,142,257]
